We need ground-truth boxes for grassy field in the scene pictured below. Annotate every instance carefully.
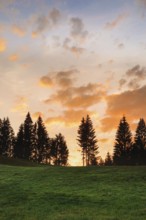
[0,160,146,220]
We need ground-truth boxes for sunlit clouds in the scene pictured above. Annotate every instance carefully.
[0,38,6,52]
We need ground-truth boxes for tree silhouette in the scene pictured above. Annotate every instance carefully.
[50,133,69,166]
[0,119,2,155]
[113,116,132,165]
[105,152,113,166]
[77,115,98,166]
[14,124,25,159]
[36,116,50,163]
[23,112,34,160]
[132,118,146,165]
[0,118,15,157]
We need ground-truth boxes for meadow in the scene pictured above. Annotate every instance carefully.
[0,159,146,220]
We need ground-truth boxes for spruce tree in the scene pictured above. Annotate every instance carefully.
[132,118,146,165]
[36,116,50,163]
[77,117,86,166]
[23,112,34,160]
[113,116,132,165]
[77,115,98,166]
[0,119,2,155]
[14,124,25,159]
[1,118,15,157]
[31,122,38,162]
[105,152,113,166]
[50,133,69,166]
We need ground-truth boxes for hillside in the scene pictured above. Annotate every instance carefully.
[0,164,146,220]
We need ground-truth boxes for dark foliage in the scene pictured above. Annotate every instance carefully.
[105,152,113,166]
[132,118,146,165]
[77,115,98,166]
[50,133,69,166]
[113,116,133,165]
[0,118,15,157]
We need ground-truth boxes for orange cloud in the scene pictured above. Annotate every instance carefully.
[0,38,6,52]
[39,69,77,89]
[45,109,97,126]
[39,76,54,87]
[63,38,85,55]
[12,25,25,37]
[32,112,44,120]
[44,83,106,109]
[11,96,28,113]
[9,54,19,62]
[105,13,128,30]
[101,85,146,131]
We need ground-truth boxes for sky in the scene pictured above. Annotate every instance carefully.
[0,0,146,165]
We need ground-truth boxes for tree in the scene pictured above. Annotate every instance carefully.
[23,112,34,160]
[14,124,25,159]
[105,152,113,166]
[0,119,2,155]
[0,118,15,157]
[36,116,50,163]
[77,115,98,166]
[50,133,69,166]
[132,118,146,165]
[113,116,133,165]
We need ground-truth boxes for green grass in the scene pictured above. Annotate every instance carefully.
[0,161,146,220]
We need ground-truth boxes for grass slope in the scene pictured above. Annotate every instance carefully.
[0,163,146,220]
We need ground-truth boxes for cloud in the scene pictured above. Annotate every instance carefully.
[119,65,146,89]
[41,70,106,110]
[0,38,6,52]
[39,69,77,89]
[55,69,77,88]
[105,13,128,30]
[44,83,106,109]
[39,76,54,88]
[11,96,28,113]
[9,54,19,62]
[119,78,127,88]
[32,8,62,36]
[63,38,85,55]
[126,65,146,79]
[32,112,44,120]
[118,43,124,49]
[70,17,88,42]
[12,25,25,37]
[101,85,146,131]
[45,109,97,126]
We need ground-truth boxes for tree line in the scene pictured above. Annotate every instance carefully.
[0,113,146,166]
[0,113,69,166]
[77,115,146,166]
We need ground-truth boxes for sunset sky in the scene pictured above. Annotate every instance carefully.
[0,0,146,165]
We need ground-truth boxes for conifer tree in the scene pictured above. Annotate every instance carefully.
[113,116,132,165]
[30,122,38,162]
[0,119,2,155]
[105,152,113,166]
[36,116,50,163]
[50,133,69,166]
[23,112,34,160]
[1,118,15,157]
[132,118,146,165]
[77,117,86,166]
[14,124,25,159]
[77,115,98,166]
